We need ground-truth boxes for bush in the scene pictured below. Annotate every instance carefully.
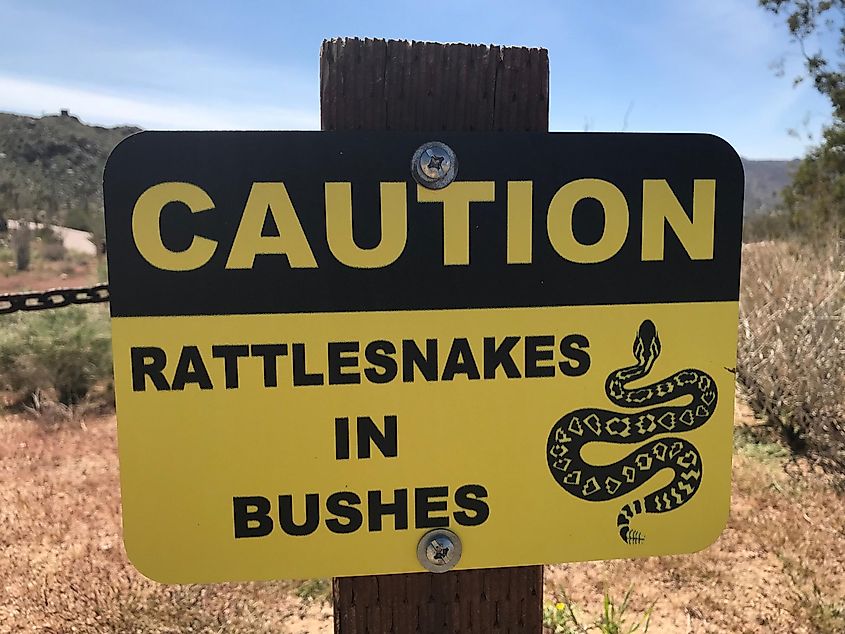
[40,239,67,261]
[34,225,67,261]
[738,239,845,472]
[780,122,845,240]
[542,587,652,634]
[11,225,31,271]
[743,209,793,242]
[0,306,112,406]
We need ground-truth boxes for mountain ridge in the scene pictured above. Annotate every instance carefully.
[0,111,795,233]
[0,111,139,233]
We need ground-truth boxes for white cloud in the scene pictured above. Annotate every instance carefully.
[0,74,319,130]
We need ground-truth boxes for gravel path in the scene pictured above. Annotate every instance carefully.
[7,219,97,255]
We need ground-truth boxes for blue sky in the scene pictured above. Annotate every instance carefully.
[0,0,834,158]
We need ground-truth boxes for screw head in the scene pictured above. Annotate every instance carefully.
[411,142,458,189]
[416,529,462,573]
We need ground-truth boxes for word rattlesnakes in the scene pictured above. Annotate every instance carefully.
[546,320,717,544]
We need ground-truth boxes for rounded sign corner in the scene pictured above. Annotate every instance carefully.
[121,536,179,585]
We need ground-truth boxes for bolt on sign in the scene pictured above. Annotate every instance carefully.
[104,131,743,582]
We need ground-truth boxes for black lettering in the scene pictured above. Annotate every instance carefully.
[525,335,555,378]
[402,339,438,382]
[278,494,320,536]
[441,338,481,381]
[357,415,398,459]
[453,484,490,526]
[559,334,591,376]
[367,488,408,531]
[292,343,324,386]
[414,486,450,529]
[233,496,273,538]
[131,346,170,391]
[335,417,350,460]
[171,346,213,390]
[483,336,522,379]
[250,343,288,387]
[328,341,361,385]
[364,340,398,383]
[326,491,363,534]
[211,344,250,389]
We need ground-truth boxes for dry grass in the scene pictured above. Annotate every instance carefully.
[2,402,843,633]
[737,240,845,473]
[545,401,845,634]
[2,238,843,632]
[0,414,331,634]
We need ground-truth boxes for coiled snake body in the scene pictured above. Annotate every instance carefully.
[546,320,717,544]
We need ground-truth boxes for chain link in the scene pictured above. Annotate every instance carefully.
[0,283,110,315]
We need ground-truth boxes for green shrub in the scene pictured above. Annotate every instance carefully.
[0,306,112,405]
[0,243,13,267]
[65,206,94,233]
[543,600,580,633]
[543,588,652,634]
[595,587,652,634]
[743,209,793,242]
[40,239,67,261]
[35,224,61,242]
[11,226,31,271]
[294,578,330,603]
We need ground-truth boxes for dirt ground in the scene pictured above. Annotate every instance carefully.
[545,400,845,633]
[0,400,843,633]
[0,255,97,294]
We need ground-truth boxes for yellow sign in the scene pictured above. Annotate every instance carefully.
[104,131,743,582]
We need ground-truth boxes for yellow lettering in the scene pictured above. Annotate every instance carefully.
[417,182,495,265]
[325,182,407,268]
[226,183,317,269]
[641,179,715,261]
[546,179,628,263]
[131,182,217,271]
[507,181,532,264]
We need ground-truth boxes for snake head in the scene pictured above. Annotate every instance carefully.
[633,319,661,369]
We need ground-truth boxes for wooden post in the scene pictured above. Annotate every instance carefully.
[320,37,548,633]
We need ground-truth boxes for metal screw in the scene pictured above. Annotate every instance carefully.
[416,529,462,573]
[411,142,458,189]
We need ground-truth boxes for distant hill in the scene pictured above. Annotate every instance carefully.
[0,112,799,230]
[0,111,138,233]
[742,158,798,216]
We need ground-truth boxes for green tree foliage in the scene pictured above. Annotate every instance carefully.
[0,112,137,233]
[783,122,845,234]
[760,0,845,236]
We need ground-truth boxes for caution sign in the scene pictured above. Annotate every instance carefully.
[104,131,743,582]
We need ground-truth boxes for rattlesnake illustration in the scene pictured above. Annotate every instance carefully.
[546,320,717,545]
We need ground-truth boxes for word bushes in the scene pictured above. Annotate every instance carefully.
[233,484,490,538]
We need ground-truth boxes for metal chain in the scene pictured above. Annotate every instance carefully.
[0,283,110,315]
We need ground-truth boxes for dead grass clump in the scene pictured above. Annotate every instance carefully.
[780,556,845,634]
[0,414,332,634]
[37,554,278,634]
[545,447,845,633]
[738,239,845,472]
[21,387,115,432]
